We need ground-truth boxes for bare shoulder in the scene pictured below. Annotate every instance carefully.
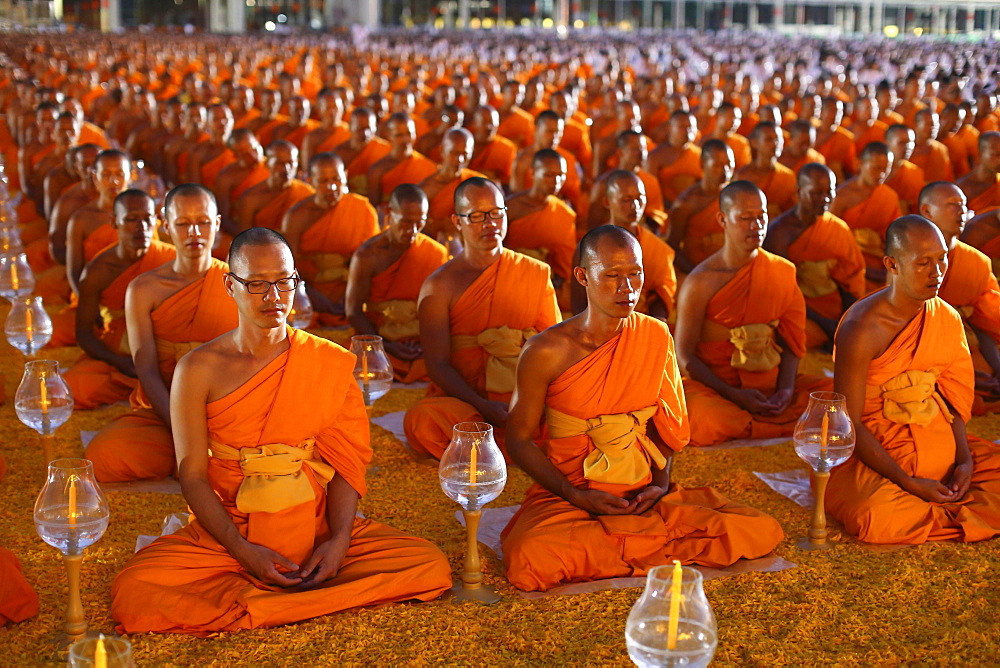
[354,230,389,257]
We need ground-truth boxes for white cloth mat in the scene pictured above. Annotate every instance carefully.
[371,410,409,448]
[754,469,814,508]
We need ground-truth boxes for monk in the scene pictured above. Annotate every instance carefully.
[232,141,314,234]
[185,104,235,189]
[418,127,486,245]
[17,102,60,219]
[64,190,176,409]
[779,120,827,174]
[496,80,535,148]
[246,89,286,148]
[367,113,437,208]
[884,124,926,215]
[301,90,349,167]
[41,118,83,222]
[853,96,889,157]
[162,103,206,187]
[30,111,79,216]
[957,132,1000,215]
[939,103,974,179]
[345,185,448,383]
[282,153,379,324]
[65,149,133,295]
[646,110,702,205]
[588,131,665,229]
[668,139,734,274]
[675,181,830,446]
[110,227,451,635]
[500,225,784,592]
[505,149,577,296]
[269,96,319,150]
[828,216,1000,544]
[814,97,858,181]
[510,110,584,213]
[830,142,903,291]
[919,182,1000,410]
[86,185,239,483]
[703,101,751,170]
[48,143,101,266]
[765,163,865,349]
[334,107,390,197]
[735,122,797,218]
[403,177,561,459]
[910,109,955,183]
[468,105,517,189]
[591,100,648,177]
[212,129,267,230]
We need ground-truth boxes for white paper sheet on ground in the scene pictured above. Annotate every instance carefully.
[371,410,409,449]
[135,512,190,552]
[695,437,790,451]
[391,381,428,391]
[452,505,796,599]
[80,430,97,449]
[754,469,814,508]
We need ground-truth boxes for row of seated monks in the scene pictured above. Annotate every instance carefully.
[2,28,1000,633]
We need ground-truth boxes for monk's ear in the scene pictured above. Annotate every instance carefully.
[213,214,222,230]
[451,213,462,232]
[883,255,897,274]
[573,265,588,286]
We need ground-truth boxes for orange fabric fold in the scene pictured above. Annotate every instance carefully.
[657,145,702,203]
[378,153,436,197]
[253,180,315,231]
[840,184,903,273]
[469,136,517,186]
[0,547,38,625]
[505,196,577,282]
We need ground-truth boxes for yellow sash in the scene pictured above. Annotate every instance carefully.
[874,369,953,427]
[371,299,418,341]
[208,439,336,514]
[717,320,782,372]
[309,252,349,283]
[546,404,666,486]
[100,306,130,355]
[452,325,537,394]
[853,227,883,258]
[796,259,838,298]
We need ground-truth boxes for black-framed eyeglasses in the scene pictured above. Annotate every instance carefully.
[228,272,301,294]
[456,207,507,224]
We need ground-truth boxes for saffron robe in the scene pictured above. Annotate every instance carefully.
[500,313,784,592]
[374,153,437,202]
[683,251,832,445]
[885,160,926,215]
[827,298,1000,544]
[839,184,903,290]
[403,250,562,459]
[504,196,577,284]
[252,180,315,231]
[657,145,702,204]
[110,328,451,635]
[0,547,38,625]
[87,260,240,482]
[469,136,517,188]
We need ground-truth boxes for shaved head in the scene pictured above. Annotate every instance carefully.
[577,224,641,269]
[454,176,502,211]
[885,215,943,258]
[389,183,428,209]
[720,180,765,214]
[164,183,216,219]
[228,227,292,272]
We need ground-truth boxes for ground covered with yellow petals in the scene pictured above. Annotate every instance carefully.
[0,341,998,665]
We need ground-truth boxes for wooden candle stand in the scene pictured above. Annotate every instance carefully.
[449,509,501,604]
[797,470,833,551]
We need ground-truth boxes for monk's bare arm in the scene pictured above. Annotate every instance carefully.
[125,275,172,426]
[172,351,303,586]
[419,274,507,424]
[344,249,379,336]
[366,164,385,207]
[507,335,631,515]
[834,317,954,502]
[666,197,696,273]
[509,155,529,193]
[75,262,135,376]
[969,323,1000,382]
[64,213,87,295]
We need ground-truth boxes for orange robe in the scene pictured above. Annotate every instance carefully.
[853,120,889,156]
[231,164,269,200]
[560,118,593,168]
[827,298,1000,544]
[314,124,351,154]
[657,145,702,203]
[750,163,797,217]
[87,259,240,482]
[636,169,666,217]
[403,250,562,459]
[497,107,535,148]
[635,225,678,314]
[0,547,38,625]
[816,126,859,177]
[723,133,752,169]
[942,132,972,179]
[64,241,177,409]
[427,168,487,226]
[683,251,831,446]
[505,196,577,284]
[500,313,784,592]
[967,175,1000,215]
[469,136,517,187]
[110,328,451,635]
[375,153,437,200]
[79,121,110,149]
[252,180,315,231]
[681,197,723,266]
[885,161,926,214]
[938,241,1000,413]
[367,235,449,383]
[786,147,827,174]
[786,212,866,348]
[911,140,955,183]
[200,149,237,190]
[344,138,391,193]
[839,184,903,287]
[298,193,379,321]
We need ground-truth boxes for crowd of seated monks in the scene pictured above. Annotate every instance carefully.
[1,28,1000,635]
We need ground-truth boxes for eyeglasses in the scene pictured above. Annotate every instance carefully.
[456,207,507,224]
[228,273,300,294]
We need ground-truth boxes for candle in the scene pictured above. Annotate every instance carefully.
[94,633,107,668]
[25,301,32,331]
[820,410,829,460]
[361,347,369,379]
[667,559,683,650]
[40,376,48,415]
[10,262,18,291]
[469,439,478,485]
[68,475,77,527]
